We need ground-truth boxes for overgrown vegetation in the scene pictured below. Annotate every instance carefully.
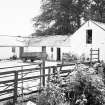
[32,63,105,105]
[4,100,13,105]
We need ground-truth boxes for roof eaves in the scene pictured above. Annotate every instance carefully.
[90,20,105,32]
[71,20,88,36]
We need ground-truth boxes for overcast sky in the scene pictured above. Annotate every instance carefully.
[0,0,41,36]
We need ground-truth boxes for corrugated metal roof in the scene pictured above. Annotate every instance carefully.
[26,35,71,47]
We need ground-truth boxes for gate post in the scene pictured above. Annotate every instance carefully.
[13,71,18,105]
[42,46,46,87]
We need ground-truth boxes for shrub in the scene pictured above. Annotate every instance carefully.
[4,100,13,105]
[62,53,78,62]
[35,64,105,105]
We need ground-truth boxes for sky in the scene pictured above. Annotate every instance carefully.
[0,0,41,36]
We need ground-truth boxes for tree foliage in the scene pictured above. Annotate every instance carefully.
[33,0,105,36]
[89,0,105,22]
[33,0,90,36]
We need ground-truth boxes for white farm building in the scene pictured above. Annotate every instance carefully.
[69,20,105,62]
[24,35,71,61]
[25,20,105,62]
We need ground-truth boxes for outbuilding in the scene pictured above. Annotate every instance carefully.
[0,35,24,60]
[24,35,71,61]
[25,20,105,62]
[69,20,105,61]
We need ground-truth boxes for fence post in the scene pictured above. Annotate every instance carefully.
[42,46,46,87]
[21,66,24,103]
[90,48,92,65]
[48,67,51,83]
[53,66,57,75]
[42,58,45,87]
[39,63,42,88]
[98,48,100,62]
[13,70,18,105]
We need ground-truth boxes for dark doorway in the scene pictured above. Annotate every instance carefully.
[57,48,61,61]
[19,47,24,58]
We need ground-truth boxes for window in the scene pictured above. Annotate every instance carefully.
[51,47,53,52]
[42,46,46,52]
[12,47,15,53]
[86,29,92,44]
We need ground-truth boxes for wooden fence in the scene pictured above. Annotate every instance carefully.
[0,63,76,104]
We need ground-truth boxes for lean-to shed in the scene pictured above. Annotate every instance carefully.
[24,35,71,61]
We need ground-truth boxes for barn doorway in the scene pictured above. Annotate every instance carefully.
[57,48,61,61]
[19,47,24,58]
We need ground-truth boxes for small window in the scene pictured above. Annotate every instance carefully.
[12,47,15,53]
[86,29,92,44]
[42,46,46,52]
[51,48,53,52]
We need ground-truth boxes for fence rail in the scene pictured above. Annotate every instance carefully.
[0,62,77,104]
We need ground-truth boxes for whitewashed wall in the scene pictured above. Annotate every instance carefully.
[0,47,20,59]
[15,47,20,58]
[24,47,57,61]
[0,47,12,59]
[70,20,105,61]
[24,46,71,61]
[24,47,42,52]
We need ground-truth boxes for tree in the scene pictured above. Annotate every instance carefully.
[33,0,105,36]
[89,0,105,23]
[33,0,90,36]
